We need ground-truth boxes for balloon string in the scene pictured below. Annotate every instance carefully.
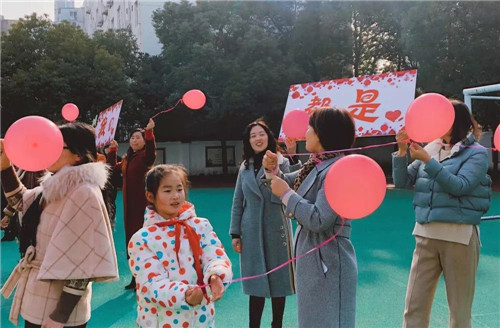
[150,99,183,120]
[198,218,346,289]
[284,139,498,158]
[286,141,399,157]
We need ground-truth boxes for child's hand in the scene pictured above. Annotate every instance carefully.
[209,275,225,302]
[185,286,203,306]
[232,238,241,253]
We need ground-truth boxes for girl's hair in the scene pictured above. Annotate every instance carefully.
[126,128,146,159]
[59,122,97,164]
[242,119,277,169]
[449,99,482,144]
[145,164,190,201]
[309,107,356,151]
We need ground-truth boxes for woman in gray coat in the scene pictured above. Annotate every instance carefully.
[230,120,298,328]
[263,107,358,328]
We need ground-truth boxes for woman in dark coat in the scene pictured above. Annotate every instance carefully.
[107,118,156,289]
[230,120,297,328]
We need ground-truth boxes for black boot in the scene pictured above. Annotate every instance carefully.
[124,277,136,290]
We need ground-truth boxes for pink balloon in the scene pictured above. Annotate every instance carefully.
[62,103,79,121]
[324,155,386,219]
[4,116,63,171]
[182,89,206,110]
[494,124,500,150]
[282,110,309,139]
[405,93,455,143]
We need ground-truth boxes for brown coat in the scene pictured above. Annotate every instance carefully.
[107,130,156,249]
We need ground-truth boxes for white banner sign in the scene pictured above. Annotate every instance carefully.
[280,70,417,139]
[95,100,123,148]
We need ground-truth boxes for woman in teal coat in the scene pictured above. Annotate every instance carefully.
[230,120,298,328]
[393,99,491,328]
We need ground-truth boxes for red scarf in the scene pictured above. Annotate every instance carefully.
[155,203,208,300]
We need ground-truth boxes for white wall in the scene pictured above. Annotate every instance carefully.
[57,7,84,28]
[115,140,243,176]
[82,0,163,54]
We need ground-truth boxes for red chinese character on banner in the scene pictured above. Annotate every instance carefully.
[108,117,115,136]
[348,89,380,122]
[98,117,108,138]
[304,96,332,115]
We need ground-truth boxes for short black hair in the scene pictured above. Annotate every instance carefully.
[309,107,356,151]
[127,128,146,158]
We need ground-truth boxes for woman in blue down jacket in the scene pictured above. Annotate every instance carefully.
[393,99,491,328]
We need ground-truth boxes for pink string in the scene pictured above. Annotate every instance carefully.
[199,218,346,289]
[204,138,496,288]
[150,99,183,120]
[285,141,399,157]
[284,139,498,158]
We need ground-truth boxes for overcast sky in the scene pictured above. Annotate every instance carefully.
[1,0,84,21]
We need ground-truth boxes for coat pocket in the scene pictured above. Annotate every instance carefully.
[317,249,328,277]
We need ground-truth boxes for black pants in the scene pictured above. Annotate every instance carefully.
[25,320,87,328]
[249,295,286,328]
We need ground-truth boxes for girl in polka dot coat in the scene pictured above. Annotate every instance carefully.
[128,164,233,328]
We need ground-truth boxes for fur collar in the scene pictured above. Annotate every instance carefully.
[41,162,109,203]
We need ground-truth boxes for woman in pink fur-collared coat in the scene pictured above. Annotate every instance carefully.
[0,122,118,328]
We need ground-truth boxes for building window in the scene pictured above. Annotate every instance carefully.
[155,148,166,165]
[205,146,236,168]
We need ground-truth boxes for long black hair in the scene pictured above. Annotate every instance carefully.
[242,120,277,169]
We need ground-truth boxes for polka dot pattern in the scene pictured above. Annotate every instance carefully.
[128,203,232,327]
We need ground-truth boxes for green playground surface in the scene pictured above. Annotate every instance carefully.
[2,189,499,327]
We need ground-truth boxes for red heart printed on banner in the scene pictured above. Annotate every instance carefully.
[385,110,401,122]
